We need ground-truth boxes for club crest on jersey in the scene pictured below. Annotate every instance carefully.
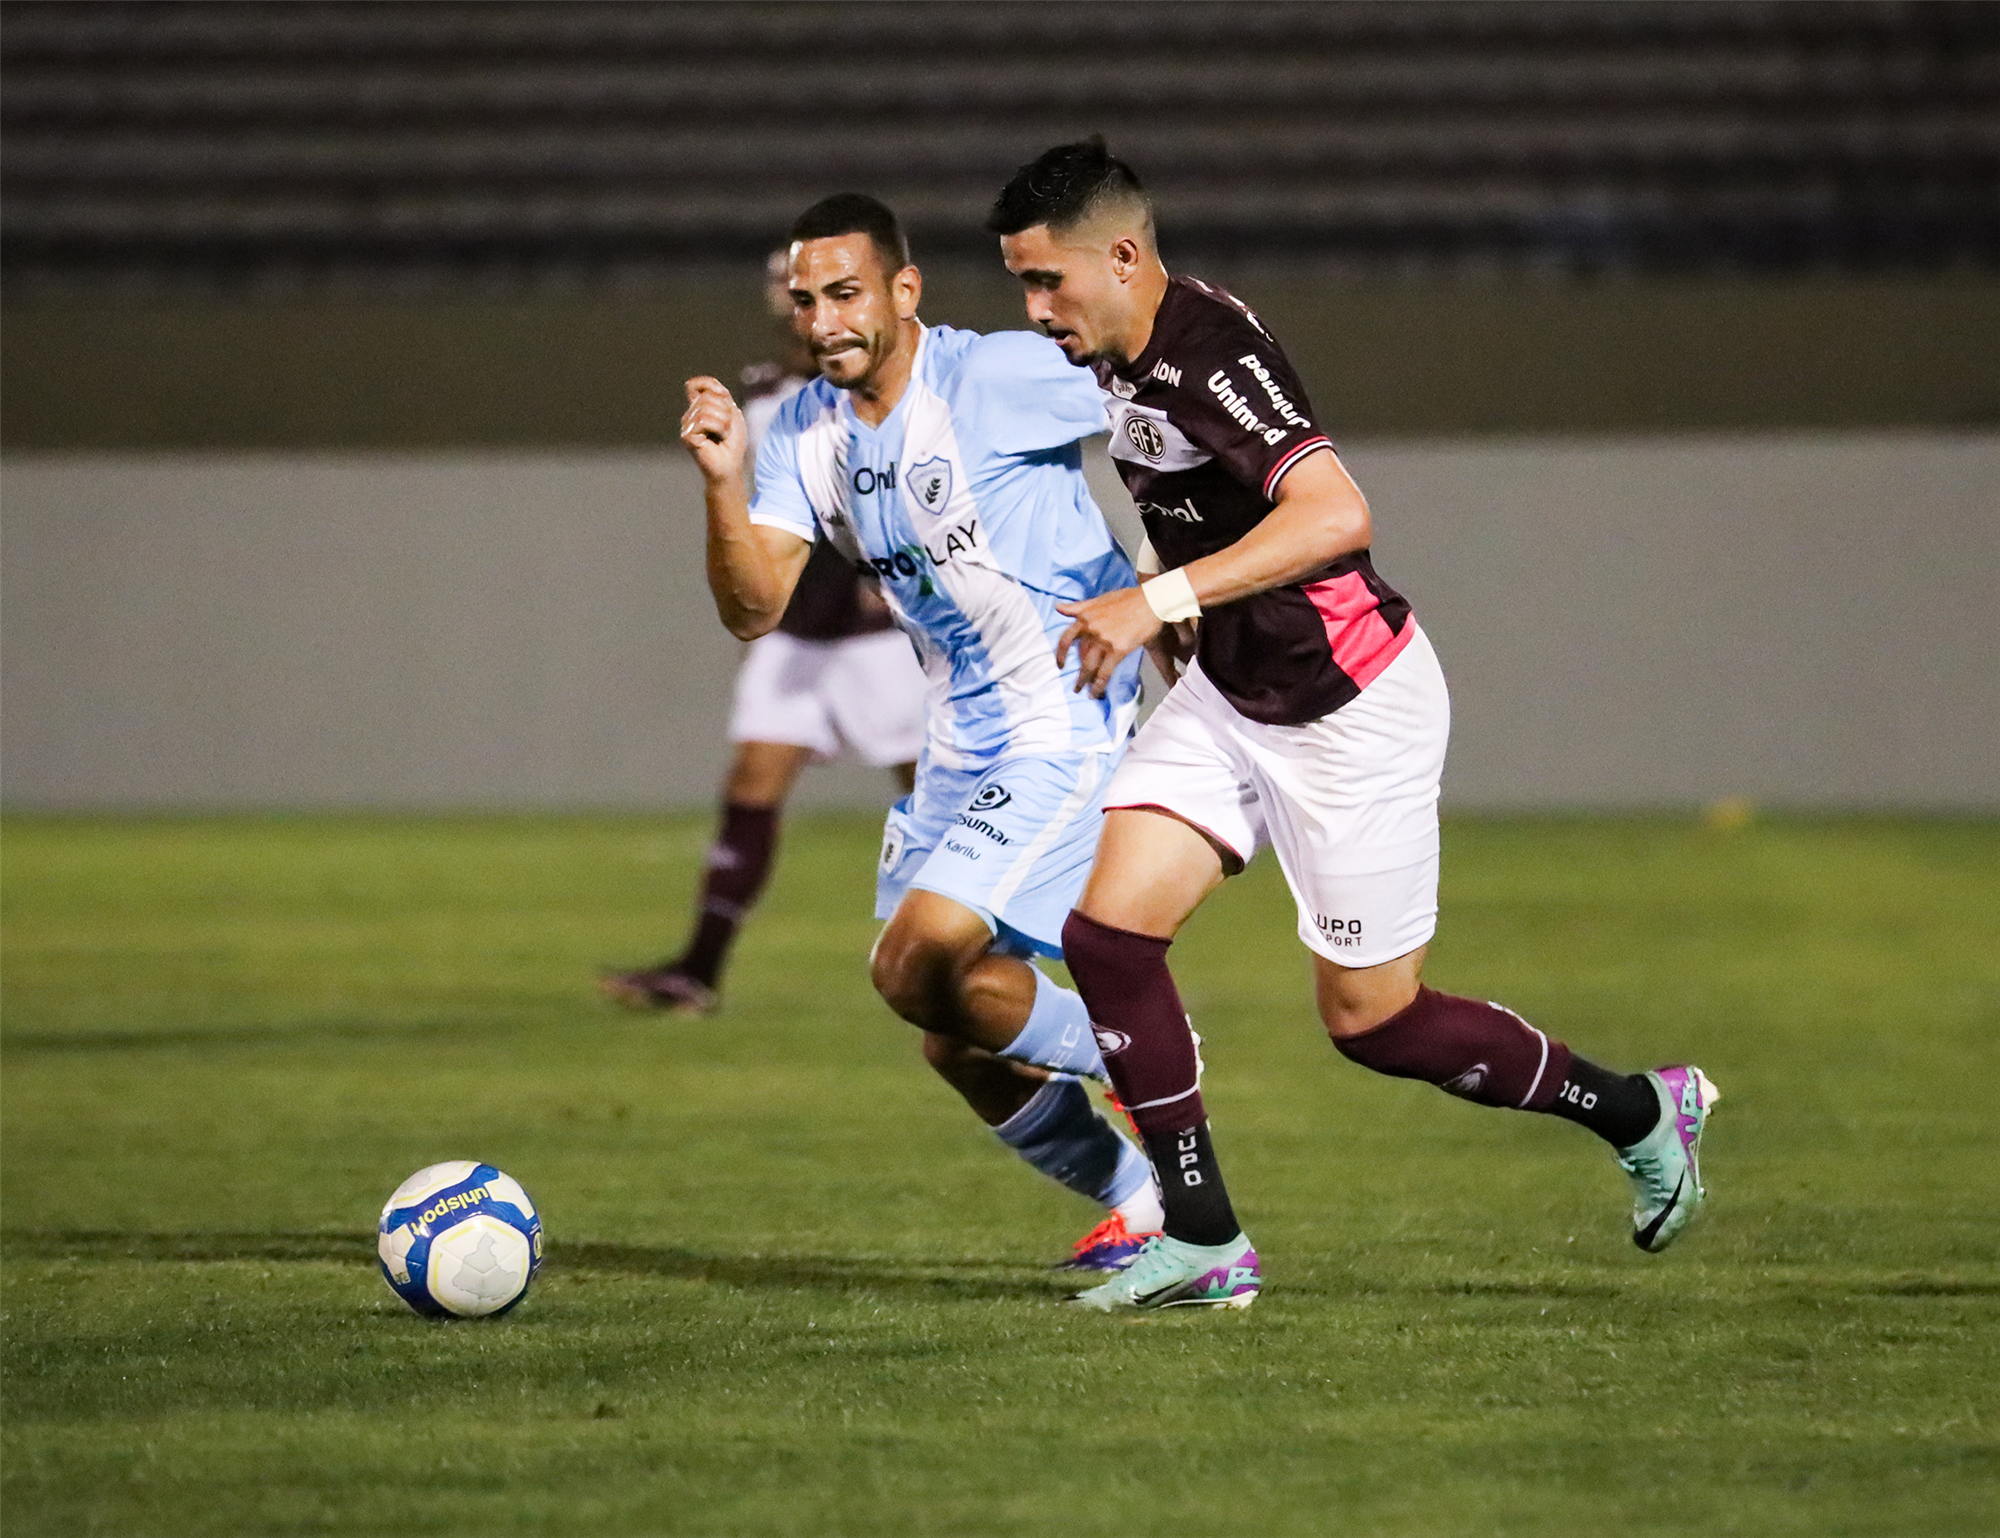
[907,456,953,514]
[1125,416,1165,461]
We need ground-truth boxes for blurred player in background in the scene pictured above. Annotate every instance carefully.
[678,195,1164,1270]
[603,254,927,1016]
[989,140,1720,1311]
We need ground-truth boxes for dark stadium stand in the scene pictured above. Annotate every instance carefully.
[4,0,1996,287]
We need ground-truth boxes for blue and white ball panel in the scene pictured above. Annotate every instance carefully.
[377,1161,542,1319]
[876,750,1119,957]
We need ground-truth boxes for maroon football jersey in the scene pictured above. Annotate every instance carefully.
[1094,276,1413,726]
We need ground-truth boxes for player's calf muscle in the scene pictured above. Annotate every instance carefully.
[919,1033,1046,1125]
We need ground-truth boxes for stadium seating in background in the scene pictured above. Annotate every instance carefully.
[2,0,1996,288]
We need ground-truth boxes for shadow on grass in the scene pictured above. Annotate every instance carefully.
[554,1239,1060,1300]
[0,1017,531,1055]
[1426,1278,1624,1299]
[0,1231,1064,1302]
[3,1230,371,1265]
[1857,1278,2000,1297]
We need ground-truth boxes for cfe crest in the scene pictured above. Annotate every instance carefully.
[907,456,953,514]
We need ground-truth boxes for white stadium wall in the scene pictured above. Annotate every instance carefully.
[3,433,1995,812]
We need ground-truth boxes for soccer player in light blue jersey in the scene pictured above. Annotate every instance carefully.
[677,194,1163,1268]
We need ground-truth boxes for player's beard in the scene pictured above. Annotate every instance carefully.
[813,333,883,391]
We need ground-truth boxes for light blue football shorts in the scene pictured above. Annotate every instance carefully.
[875,748,1124,958]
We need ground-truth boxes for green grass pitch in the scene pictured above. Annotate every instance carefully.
[3,812,1996,1536]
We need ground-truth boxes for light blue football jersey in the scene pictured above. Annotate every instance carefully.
[748,325,1142,769]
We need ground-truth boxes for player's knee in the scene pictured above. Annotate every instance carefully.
[723,743,802,807]
[869,931,960,1028]
[867,938,915,1018]
[1314,959,1423,1042]
[1318,995,1400,1041]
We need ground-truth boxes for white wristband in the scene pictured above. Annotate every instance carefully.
[1141,568,1202,624]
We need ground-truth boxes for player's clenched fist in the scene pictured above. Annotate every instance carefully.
[680,376,748,483]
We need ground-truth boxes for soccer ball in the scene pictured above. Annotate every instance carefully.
[376,1161,542,1318]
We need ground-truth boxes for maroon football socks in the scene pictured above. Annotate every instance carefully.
[674,801,780,990]
[1335,986,1660,1147]
[1061,911,1666,1239]
[1061,911,1242,1246]
[1060,913,1203,1129]
[1333,986,1571,1110]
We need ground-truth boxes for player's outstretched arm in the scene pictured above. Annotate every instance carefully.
[1057,450,1371,697]
[680,376,811,640]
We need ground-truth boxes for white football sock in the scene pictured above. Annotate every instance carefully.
[1112,1166,1165,1233]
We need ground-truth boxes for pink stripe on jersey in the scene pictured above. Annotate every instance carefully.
[1302,569,1415,691]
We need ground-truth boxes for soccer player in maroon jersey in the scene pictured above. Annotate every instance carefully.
[603,254,926,1016]
[989,140,1721,1310]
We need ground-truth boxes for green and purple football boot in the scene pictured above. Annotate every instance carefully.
[1618,1065,1721,1252]
[1067,1232,1261,1312]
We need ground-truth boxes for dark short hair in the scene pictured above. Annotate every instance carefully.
[985,136,1148,236]
[789,193,911,275]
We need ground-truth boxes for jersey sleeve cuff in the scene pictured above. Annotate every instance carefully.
[748,510,817,542]
[1261,436,1333,501]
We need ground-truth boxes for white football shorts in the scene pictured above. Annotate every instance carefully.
[1104,625,1450,969]
[727,629,927,767]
